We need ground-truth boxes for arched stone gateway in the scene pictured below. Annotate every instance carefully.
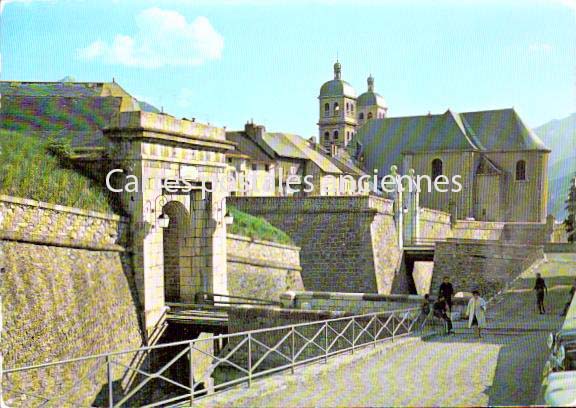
[104,111,235,336]
[162,201,191,302]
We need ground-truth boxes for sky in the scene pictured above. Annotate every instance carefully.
[1,0,575,137]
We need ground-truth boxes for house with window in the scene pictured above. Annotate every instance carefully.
[351,108,550,222]
[226,122,366,196]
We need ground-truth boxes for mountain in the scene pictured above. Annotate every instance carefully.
[533,113,576,220]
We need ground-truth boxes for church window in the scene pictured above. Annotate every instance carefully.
[324,103,330,116]
[252,164,258,171]
[367,112,373,120]
[516,160,526,181]
[334,130,339,140]
[431,158,443,179]
[324,131,330,140]
[334,102,340,114]
[351,104,354,112]
[359,112,364,120]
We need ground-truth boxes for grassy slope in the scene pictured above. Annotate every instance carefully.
[228,206,293,245]
[0,131,113,213]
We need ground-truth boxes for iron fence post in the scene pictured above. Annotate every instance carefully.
[352,318,355,354]
[248,334,252,387]
[106,355,113,408]
[189,341,194,405]
[392,313,395,342]
[324,323,328,364]
[291,327,295,375]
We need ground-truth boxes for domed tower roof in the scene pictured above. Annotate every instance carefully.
[357,75,387,108]
[319,61,357,98]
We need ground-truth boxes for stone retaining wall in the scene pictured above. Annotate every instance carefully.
[432,239,544,298]
[419,208,451,242]
[0,195,129,249]
[0,195,143,406]
[228,196,402,294]
[451,220,505,241]
[226,234,304,302]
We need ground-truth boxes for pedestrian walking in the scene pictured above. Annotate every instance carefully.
[534,272,548,314]
[560,278,576,317]
[433,296,453,334]
[438,276,454,313]
[419,294,432,329]
[466,290,487,338]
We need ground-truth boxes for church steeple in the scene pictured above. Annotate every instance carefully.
[318,61,357,150]
[367,74,374,92]
[334,60,342,80]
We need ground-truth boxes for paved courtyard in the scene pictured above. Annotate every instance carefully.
[196,253,576,407]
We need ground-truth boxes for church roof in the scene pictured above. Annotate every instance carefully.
[353,108,549,174]
[357,91,386,108]
[319,79,357,99]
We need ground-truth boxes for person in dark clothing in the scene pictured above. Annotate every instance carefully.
[438,277,455,313]
[534,273,548,314]
[421,294,431,316]
[560,278,576,317]
[433,296,453,334]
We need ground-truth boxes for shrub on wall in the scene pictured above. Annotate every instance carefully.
[228,206,293,245]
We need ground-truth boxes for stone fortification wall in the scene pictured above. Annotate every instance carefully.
[432,239,544,298]
[451,220,505,241]
[281,291,422,314]
[0,195,143,407]
[226,234,304,302]
[418,208,452,242]
[500,223,551,245]
[228,196,402,294]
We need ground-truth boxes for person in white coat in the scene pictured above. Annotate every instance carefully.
[466,290,487,338]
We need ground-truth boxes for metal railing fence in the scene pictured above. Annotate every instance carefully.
[3,307,428,407]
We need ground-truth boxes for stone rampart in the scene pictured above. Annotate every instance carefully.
[419,208,452,242]
[228,196,402,294]
[432,239,544,298]
[0,195,143,406]
[451,220,505,241]
[226,234,304,301]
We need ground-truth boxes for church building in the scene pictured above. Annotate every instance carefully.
[318,62,550,223]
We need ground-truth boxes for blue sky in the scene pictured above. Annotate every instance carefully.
[1,0,575,137]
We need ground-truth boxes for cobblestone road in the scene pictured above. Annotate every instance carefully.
[197,253,576,407]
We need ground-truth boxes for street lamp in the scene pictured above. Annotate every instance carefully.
[144,194,171,229]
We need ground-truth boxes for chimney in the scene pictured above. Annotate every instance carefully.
[245,121,266,141]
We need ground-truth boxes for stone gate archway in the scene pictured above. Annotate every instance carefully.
[162,201,191,302]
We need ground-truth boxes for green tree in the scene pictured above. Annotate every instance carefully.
[565,175,576,242]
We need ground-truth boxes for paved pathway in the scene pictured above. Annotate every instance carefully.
[197,253,576,407]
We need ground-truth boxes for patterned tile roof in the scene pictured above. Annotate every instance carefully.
[353,108,549,174]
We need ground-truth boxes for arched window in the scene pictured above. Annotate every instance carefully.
[324,103,330,117]
[359,112,364,120]
[431,158,443,179]
[516,160,526,181]
[334,102,340,114]
[351,104,354,112]
[346,102,350,112]
[324,131,329,140]
[334,130,339,140]
[367,112,373,119]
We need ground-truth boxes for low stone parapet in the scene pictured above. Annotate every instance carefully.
[227,234,304,302]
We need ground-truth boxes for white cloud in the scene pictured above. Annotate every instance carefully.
[77,7,224,68]
[0,0,52,12]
